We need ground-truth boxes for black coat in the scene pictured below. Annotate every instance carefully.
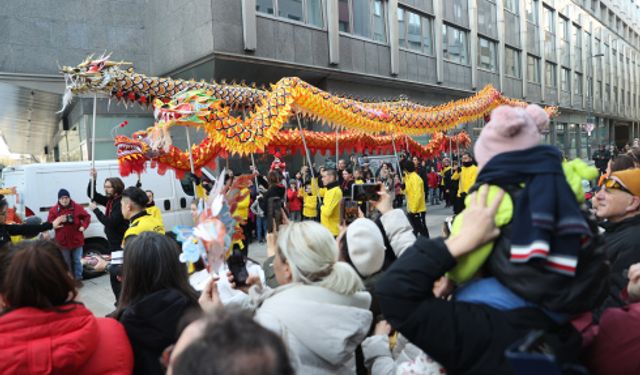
[0,222,53,249]
[595,215,640,320]
[258,184,286,213]
[376,237,581,375]
[87,181,129,250]
[119,288,199,375]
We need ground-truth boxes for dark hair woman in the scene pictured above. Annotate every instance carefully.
[0,241,133,374]
[115,232,200,375]
[0,195,66,249]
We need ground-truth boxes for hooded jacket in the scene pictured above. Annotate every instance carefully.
[47,199,91,249]
[119,288,199,375]
[0,303,133,375]
[404,172,426,214]
[253,283,372,375]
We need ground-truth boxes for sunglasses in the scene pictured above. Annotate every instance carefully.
[600,177,633,195]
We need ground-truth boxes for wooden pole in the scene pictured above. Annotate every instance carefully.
[90,94,97,200]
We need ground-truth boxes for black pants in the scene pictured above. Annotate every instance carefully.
[407,212,429,238]
[109,264,122,303]
[453,193,467,214]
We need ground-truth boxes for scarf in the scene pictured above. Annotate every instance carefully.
[475,145,591,276]
[105,195,120,217]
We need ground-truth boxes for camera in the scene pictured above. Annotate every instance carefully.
[352,183,381,202]
[66,214,74,224]
[227,244,249,287]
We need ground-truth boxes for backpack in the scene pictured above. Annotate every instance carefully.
[486,184,610,315]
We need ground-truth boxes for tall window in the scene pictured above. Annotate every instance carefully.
[478,37,497,72]
[478,0,497,36]
[525,0,538,25]
[339,0,386,42]
[545,61,557,87]
[561,67,570,92]
[504,0,519,13]
[559,17,569,66]
[573,25,582,69]
[257,0,323,27]
[574,72,582,95]
[505,47,521,78]
[527,55,541,83]
[442,24,469,64]
[543,6,555,58]
[397,7,433,55]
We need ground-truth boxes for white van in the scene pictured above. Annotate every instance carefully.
[1,160,193,254]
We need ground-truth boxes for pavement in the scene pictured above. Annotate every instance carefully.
[80,202,455,316]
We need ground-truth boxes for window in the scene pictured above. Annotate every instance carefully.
[505,47,521,78]
[561,67,570,92]
[586,77,592,98]
[339,0,386,42]
[257,0,324,27]
[478,37,497,72]
[605,83,610,103]
[559,17,570,66]
[526,0,538,24]
[442,24,469,64]
[504,0,518,13]
[527,55,541,83]
[543,7,555,58]
[478,0,497,36]
[397,7,433,55]
[545,61,557,87]
[573,25,582,69]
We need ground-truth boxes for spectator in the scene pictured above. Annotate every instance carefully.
[341,168,355,198]
[0,194,65,249]
[592,168,640,319]
[337,159,347,185]
[376,185,586,374]
[320,169,343,236]
[427,168,440,205]
[250,193,267,242]
[115,232,200,375]
[592,144,612,174]
[401,159,429,238]
[88,168,128,251]
[202,221,372,374]
[440,158,454,207]
[47,189,91,286]
[144,189,164,226]
[258,170,286,221]
[0,241,133,374]
[286,179,302,222]
[169,308,295,375]
[586,262,640,375]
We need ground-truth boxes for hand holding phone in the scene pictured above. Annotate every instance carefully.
[341,199,359,225]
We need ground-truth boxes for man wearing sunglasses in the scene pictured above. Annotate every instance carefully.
[593,168,640,319]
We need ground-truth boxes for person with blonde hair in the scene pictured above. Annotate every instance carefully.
[200,220,372,375]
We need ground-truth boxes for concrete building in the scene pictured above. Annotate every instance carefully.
[0,0,639,164]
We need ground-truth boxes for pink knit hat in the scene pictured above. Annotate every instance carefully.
[474,104,549,170]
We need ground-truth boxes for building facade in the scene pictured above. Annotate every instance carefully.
[0,0,639,163]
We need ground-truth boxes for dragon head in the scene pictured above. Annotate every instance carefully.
[153,89,227,127]
[114,130,154,177]
[60,53,132,112]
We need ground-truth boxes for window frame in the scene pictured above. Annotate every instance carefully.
[397,6,434,56]
[505,46,522,78]
[338,0,387,43]
[478,36,498,72]
[442,23,470,65]
[527,54,541,84]
[257,0,325,28]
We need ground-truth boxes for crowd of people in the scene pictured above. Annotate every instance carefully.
[1,104,640,375]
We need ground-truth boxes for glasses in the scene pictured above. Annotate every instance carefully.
[600,178,633,195]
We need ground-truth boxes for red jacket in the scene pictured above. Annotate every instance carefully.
[0,304,133,375]
[287,188,302,212]
[585,301,640,375]
[47,200,91,249]
[427,172,439,189]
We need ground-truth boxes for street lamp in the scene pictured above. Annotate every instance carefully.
[586,53,604,160]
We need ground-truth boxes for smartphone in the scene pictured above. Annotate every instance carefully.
[267,197,283,233]
[341,199,359,225]
[226,244,248,287]
[352,183,381,202]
